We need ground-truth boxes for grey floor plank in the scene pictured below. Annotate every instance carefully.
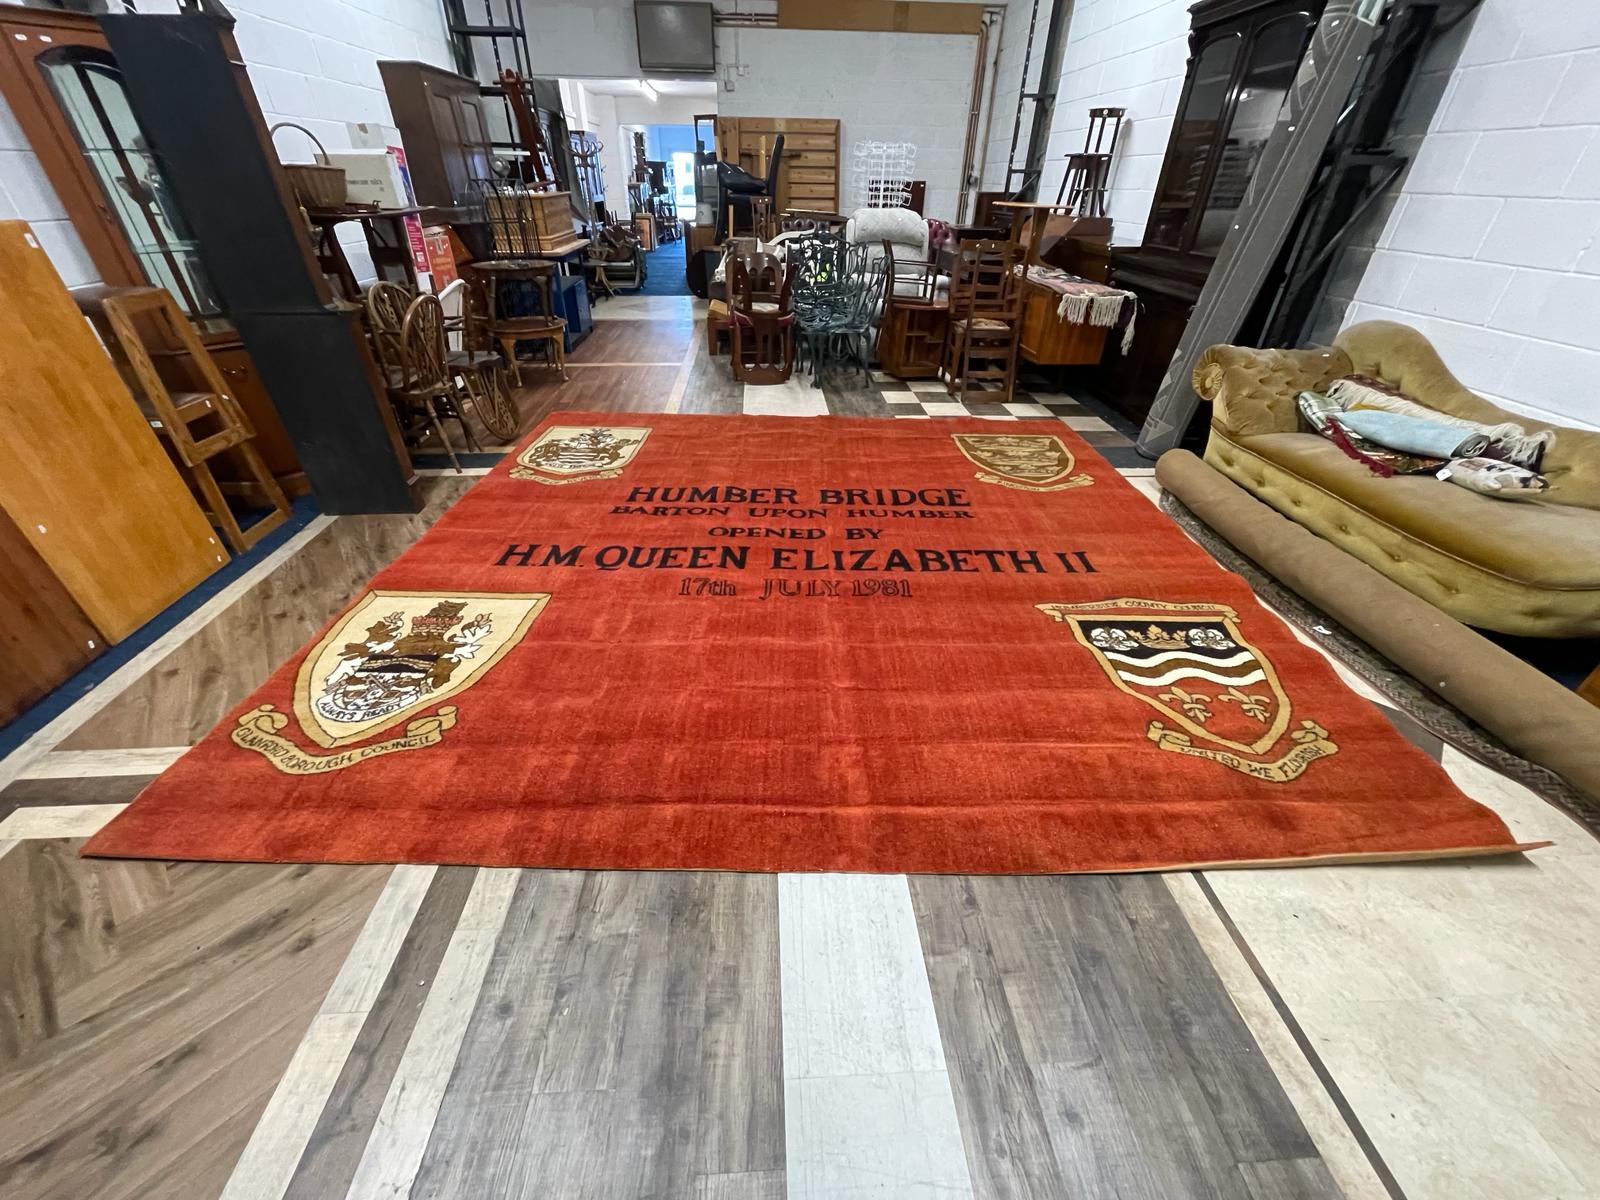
[1109,876,1320,1165]
[281,865,477,1200]
[696,1168,786,1199]
[410,871,783,1200]
[409,869,587,1198]
[678,344,744,414]
[913,875,1345,1200]
[1238,1157,1347,1200]
[695,874,784,1178]
[910,878,1071,1200]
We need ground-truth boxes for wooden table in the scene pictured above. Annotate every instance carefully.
[305,206,430,301]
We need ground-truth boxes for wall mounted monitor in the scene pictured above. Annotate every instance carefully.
[635,2,715,73]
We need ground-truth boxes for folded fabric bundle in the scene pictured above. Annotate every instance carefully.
[1335,408,1489,459]
[1296,391,1447,477]
[1326,374,1553,470]
[1437,456,1551,500]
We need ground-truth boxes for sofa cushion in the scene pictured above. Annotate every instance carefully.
[1236,431,1600,591]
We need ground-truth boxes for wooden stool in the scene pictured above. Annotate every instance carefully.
[469,261,568,386]
[76,285,290,554]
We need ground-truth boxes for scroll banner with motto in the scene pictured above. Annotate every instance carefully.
[86,413,1540,874]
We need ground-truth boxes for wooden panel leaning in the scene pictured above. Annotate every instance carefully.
[0,504,103,726]
[76,284,292,555]
[0,220,224,643]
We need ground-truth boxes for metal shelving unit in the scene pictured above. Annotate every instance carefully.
[441,0,533,163]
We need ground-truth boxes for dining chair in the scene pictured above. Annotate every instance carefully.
[449,275,522,443]
[728,251,795,385]
[943,238,1025,403]
[389,292,481,472]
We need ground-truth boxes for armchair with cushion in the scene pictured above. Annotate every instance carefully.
[1193,320,1600,638]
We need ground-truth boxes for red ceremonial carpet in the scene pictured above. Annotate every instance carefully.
[84,412,1539,873]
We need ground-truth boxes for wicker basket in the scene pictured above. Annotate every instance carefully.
[269,122,346,210]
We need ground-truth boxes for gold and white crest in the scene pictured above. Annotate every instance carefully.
[512,425,650,484]
[1037,597,1337,783]
[952,433,1093,491]
[232,590,549,774]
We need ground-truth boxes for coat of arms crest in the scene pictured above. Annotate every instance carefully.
[512,425,650,484]
[232,590,549,773]
[1037,597,1337,782]
[952,433,1094,491]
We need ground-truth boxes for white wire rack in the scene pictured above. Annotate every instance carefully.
[851,140,918,209]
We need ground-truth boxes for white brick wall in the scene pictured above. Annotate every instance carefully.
[228,0,457,284]
[1328,0,1600,430]
[714,25,980,220]
[980,0,1191,246]
[4,0,454,290]
[0,92,99,287]
[980,0,1041,192]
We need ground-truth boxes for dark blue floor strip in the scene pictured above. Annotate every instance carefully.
[0,494,322,766]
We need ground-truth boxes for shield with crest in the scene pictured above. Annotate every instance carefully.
[512,425,650,484]
[1037,598,1337,781]
[951,433,1093,491]
[291,590,549,749]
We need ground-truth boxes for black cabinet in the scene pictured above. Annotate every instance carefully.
[1099,0,1322,426]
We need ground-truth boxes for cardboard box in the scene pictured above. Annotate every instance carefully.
[346,121,402,151]
[323,150,409,208]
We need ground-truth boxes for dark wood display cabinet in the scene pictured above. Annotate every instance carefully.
[0,4,416,515]
[1096,0,1323,425]
[0,5,303,504]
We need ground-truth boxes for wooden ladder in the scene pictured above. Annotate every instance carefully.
[75,285,292,554]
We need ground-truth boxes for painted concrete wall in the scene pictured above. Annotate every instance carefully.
[1323,0,1600,429]
[0,91,99,288]
[713,24,980,219]
[979,0,1190,246]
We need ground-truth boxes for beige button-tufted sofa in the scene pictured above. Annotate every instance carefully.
[1192,320,1600,638]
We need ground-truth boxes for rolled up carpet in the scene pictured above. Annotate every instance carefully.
[1156,449,1600,808]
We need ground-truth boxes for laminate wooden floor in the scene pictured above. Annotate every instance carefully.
[3,297,1597,1199]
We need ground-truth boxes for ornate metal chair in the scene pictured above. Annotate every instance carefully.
[943,238,1026,402]
[826,249,889,384]
[728,251,795,385]
[787,231,850,385]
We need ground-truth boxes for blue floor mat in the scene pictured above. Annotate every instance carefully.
[0,494,321,764]
[635,239,690,296]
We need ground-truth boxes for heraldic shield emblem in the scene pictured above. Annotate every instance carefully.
[1037,598,1338,782]
[512,425,650,484]
[952,433,1093,492]
[231,590,549,774]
